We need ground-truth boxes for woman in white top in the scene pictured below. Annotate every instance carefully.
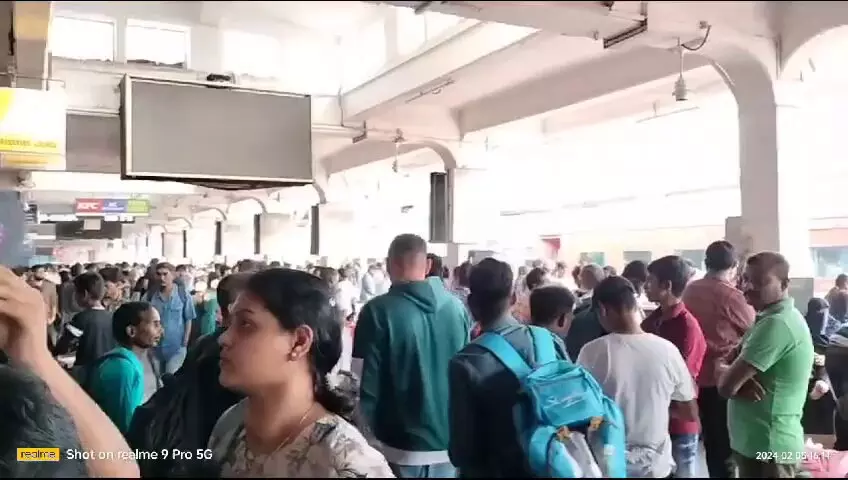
[208,268,394,478]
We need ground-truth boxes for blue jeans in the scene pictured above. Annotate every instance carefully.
[671,433,700,478]
[390,462,456,478]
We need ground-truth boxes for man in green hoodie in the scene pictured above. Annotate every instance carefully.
[353,234,471,478]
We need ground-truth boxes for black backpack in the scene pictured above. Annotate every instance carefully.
[126,330,242,477]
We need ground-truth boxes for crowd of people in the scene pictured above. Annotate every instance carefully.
[0,235,839,478]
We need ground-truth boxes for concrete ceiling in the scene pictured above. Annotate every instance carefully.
[204,1,384,38]
[34,0,848,236]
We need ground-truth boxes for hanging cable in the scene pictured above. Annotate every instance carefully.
[681,24,711,52]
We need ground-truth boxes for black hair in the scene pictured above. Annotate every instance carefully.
[316,266,339,285]
[59,270,71,284]
[468,258,514,324]
[70,263,84,277]
[592,275,638,313]
[73,272,106,301]
[530,285,576,328]
[156,262,175,272]
[237,259,261,273]
[0,365,87,477]
[426,254,443,278]
[455,261,473,288]
[603,265,618,277]
[268,260,282,268]
[113,301,155,345]
[808,297,829,313]
[525,267,547,291]
[388,234,427,261]
[831,292,848,319]
[216,273,251,321]
[746,251,790,289]
[837,274,848,287]
[243,268,354,418]
[98,266,123,285]
[647,255,691,298]
[704,240,737,272]
[621,260,649,294]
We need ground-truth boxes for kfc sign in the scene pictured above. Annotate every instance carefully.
[75,198,104,215]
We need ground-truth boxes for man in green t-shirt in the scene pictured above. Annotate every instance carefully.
[717,251,814,478]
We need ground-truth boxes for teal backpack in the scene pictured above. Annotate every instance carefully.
[476,326,627,478]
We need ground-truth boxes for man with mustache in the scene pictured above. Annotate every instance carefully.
[718,252,813,478]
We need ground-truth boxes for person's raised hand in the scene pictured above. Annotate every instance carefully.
[0,265,49,365]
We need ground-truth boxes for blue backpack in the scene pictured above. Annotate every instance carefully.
[476,326,627,478]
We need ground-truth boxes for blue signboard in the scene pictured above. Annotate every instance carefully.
[101,199,127,214]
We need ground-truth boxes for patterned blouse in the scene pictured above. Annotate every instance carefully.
[208,401,394,478]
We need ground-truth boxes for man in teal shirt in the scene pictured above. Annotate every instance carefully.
[88,302,162,434]
[718,252,813,478]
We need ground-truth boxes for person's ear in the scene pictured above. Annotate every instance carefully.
[288,325,314,361]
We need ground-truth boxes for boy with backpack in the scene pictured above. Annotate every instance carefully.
[449,258,625,478]
[85,302,162,434]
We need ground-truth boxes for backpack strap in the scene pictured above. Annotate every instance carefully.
[527,325,559,365]
[476,331,532,380]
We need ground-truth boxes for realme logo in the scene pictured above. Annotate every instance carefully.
[17,448,60,462]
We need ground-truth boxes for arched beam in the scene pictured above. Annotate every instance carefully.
[241,196,269,214]
[174,216,193,230]
[202,207,228,222]
[779,3,848,79]
[320,138,461,177]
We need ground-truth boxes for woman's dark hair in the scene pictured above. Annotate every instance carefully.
[244,268,355,418]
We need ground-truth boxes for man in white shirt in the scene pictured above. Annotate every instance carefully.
[577,275,699,478]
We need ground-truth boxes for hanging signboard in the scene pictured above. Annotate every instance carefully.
[75,198,150,217]
[0,87,66,171]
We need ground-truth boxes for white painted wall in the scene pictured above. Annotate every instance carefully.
[52,1,343,95]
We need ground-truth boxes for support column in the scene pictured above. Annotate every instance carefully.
[705,39,813,277]
[186,223,216,265]
[440,142,500,269]
[258,212,311,263]
[222,221,253,263]
[162,231,183,263]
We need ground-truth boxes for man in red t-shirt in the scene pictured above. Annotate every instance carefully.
[643,255,707,478]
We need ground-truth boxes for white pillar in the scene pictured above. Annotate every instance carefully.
[185,223,216,265]
[162,231,183,263]
[444,158,501,268]
[222,221,253,263]
[735,82,813,276]
[704,40,813,277]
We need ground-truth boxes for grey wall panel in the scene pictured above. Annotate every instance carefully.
[66,114,121,174]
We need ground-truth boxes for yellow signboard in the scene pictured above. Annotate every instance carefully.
[0,87,66,171]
